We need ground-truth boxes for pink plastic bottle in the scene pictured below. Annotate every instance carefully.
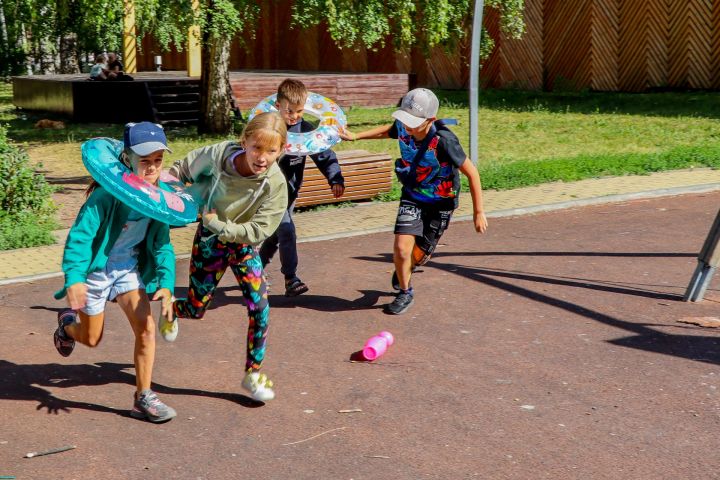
[362,331,395,361]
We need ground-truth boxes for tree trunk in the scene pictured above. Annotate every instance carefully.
[20,23,32,75]
[0,1,8,76]
[58,33,80,73]
[0,1,8,52]
[39,36,56,74]
[198,33,232,134]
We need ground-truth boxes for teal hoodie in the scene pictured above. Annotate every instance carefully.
[53,186,175,300]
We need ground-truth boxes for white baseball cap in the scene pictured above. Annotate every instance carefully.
[391,88,439,129]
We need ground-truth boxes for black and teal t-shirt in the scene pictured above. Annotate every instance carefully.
[388,120,466,209]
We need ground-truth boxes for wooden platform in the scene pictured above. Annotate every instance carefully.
[12,70,409,124]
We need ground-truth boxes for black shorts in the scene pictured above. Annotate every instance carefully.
[393,197,454,255]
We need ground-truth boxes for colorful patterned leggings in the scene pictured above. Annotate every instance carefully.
[173,224,269,371]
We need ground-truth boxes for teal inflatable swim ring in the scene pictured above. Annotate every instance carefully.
[81,137,198,226]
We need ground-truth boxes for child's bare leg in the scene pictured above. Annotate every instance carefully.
[394,234,416,290]
[65,311,105,347]
[115,290,155,393]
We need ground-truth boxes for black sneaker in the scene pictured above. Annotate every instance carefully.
[384,290,415,315]
[53,309,76,357]
[130,389,177,423]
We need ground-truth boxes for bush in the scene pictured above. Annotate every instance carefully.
[0,125,58,250]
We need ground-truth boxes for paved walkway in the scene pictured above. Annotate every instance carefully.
[2,168,719,285]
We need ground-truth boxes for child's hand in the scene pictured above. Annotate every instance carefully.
[202,211,218,226]
[474,211,488,233]
[66,282,88,310]
[331,183,345,198]
[152,288,174,324]
[202,210,226,235]
[339,128,356,141]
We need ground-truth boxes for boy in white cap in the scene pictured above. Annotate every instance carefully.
[341,88,488,314]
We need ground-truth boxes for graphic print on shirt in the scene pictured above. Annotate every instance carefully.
[395,123,458,204]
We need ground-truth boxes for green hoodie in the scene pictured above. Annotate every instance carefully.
[169,141,288,245]
[54,186,175,300]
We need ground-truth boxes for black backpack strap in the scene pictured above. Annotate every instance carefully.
[395,123,437,188]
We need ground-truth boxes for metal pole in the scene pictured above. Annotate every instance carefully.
[684,207,720,302]
[469,0,485,165]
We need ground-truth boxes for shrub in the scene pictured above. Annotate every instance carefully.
[0,125,58,250]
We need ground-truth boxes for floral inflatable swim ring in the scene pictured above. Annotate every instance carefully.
[248,92,347,156]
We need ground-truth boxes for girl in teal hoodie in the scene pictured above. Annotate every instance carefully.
[53,122,177,423]
[168,112,288,403]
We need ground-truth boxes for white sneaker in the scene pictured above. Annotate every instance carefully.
[158,311,179,342]
[242,371,275,402]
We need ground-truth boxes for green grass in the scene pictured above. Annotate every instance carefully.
[3,81,720,196]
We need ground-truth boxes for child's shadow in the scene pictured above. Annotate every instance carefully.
[206,287,388,313]
[0,359,263,418]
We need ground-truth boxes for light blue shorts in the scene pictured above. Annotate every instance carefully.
[82,263,145,316]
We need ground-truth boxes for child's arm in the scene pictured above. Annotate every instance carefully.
[60,189,109,308]
[203,180,289,245]
[339,124,393,141]
[150,222,176,294]
[149,222,176,324]
[169,142,227,184]
[310,149,345,198]
[459,158,488,234]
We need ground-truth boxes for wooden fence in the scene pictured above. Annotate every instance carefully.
[136,0,720,92]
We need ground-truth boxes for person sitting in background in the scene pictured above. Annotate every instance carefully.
[106,52,133,81]
[106,53,123,77]
[89,54,108,80]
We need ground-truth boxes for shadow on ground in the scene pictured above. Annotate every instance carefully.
[0,360,262,417]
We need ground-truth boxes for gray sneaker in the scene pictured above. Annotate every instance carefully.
[384,290,415,315]
[53,309,76,357]
[130,390,176,423]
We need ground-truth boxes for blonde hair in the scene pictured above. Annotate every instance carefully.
[277,79,308,106]
[241,112,287,150]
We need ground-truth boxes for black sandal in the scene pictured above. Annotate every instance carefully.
[285,278,309,297]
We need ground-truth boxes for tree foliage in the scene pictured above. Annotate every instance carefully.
[291,0,525,58]
[0,0,125,75]
[1,0,524,132]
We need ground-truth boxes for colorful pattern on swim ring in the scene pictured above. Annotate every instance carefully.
[248,92,347,156]
[81,137,198,226]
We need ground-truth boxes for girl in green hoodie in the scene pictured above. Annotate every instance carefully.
[169,112,288,402]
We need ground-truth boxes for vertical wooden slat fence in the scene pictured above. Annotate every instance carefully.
[544,0,592,91]
[590,0,619,91]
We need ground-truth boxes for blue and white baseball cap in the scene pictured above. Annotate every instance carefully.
[123,122,172,156]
